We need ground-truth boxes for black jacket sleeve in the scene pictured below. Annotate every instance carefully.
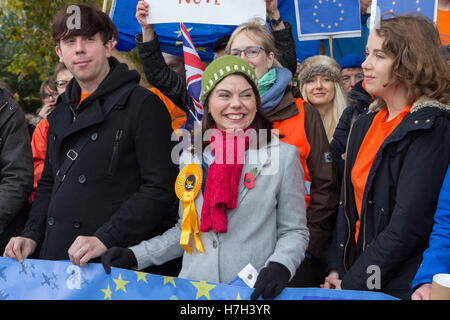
[21,125,54,245]
[136,33,194,114]
[0,97,33,234]
[272,21,297,76]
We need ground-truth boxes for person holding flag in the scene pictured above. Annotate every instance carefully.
[134,0,298,130]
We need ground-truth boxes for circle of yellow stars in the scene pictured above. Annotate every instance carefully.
[313,0,345,30]
[390,0,422,13]
[99,272,243,300]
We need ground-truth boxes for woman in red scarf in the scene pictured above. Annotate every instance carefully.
[102,55,309,300]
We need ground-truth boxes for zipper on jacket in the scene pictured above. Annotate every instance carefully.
[108,129,123,176]
[0,101,8,112]
[342,120,356,272]
[69,105,77,121]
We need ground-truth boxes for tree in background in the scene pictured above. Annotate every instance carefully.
[0,0,103,113]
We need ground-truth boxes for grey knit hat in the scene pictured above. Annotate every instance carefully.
[200,55,260,105]
[298,55,342,85]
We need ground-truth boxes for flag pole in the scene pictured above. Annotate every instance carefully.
[328,35,334,59]
[102,0,109,13]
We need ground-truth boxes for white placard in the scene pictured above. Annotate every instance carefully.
[145,0,266,26]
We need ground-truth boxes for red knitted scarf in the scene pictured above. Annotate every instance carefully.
[200,129,250,233]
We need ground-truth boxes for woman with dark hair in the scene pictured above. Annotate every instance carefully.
[226,18,339,287]
[102,55,310,300]
[322,14,450,299]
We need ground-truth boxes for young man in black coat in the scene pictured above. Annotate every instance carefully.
[3,5,179,270]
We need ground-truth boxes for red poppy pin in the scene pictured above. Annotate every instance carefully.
[243,168,258,189]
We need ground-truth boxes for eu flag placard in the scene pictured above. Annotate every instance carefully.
[370,0,438,30]
[295,0,361,41]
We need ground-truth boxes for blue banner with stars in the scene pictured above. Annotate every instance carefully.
[0,258,398,300]
[295,0,362,40]
[370,0,438,30]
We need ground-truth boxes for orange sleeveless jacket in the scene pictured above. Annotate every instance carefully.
[148,87,186,132]
[273,98,312,207]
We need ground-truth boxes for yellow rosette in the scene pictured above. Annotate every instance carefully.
[175,163,204,254]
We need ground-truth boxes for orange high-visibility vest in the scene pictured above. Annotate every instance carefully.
[272,98,312,207]
[148,87,187,133]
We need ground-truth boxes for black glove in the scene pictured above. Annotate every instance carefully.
[251,262,291,300]
[101,247,137,274]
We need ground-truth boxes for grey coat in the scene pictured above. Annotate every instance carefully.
[131,136,309,284]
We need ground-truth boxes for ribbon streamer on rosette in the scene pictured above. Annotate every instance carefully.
[175,164,204,254]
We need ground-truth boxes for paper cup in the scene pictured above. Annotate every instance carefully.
[431,273,450,300]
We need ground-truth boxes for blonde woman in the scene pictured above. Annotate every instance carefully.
[299,55,348,142]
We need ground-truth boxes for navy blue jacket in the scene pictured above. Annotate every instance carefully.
[331,97,450,300]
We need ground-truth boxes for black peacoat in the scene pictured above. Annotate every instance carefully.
[22,57,179,260]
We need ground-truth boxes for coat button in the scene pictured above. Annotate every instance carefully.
[47,217,55,226]
[73,221,81,229]
[212,240,218,248]
[78,175,86,184]
[91,132,98,141]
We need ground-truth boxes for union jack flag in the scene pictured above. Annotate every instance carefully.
[180,22,204,126]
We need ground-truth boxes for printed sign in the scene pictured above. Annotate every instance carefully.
[145,0,266,25]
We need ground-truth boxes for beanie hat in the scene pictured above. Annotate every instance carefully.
[338,54,365,69]
[200,55,260,105]
[298,55,342,86]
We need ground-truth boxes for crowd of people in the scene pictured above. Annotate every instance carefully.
[0,0,449,301]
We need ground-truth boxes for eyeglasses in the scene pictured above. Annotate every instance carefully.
[56,80,70,89]
[43,92,59,100]
[226,46,265,58]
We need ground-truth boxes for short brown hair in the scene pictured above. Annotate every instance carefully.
[53,62,68,79]
[52,4,118,45]
[375,13,450,104]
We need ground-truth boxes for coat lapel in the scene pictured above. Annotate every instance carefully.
[237,144,272,205]
[60,99,105,141]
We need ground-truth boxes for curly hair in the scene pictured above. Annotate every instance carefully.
[375,13,450,104]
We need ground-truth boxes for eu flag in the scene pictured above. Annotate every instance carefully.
[295,0,361,40]
[370,0,438,29]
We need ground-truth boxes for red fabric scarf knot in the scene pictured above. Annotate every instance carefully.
[200,128,250,233]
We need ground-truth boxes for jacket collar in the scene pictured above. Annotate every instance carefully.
[368,95,450,114]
